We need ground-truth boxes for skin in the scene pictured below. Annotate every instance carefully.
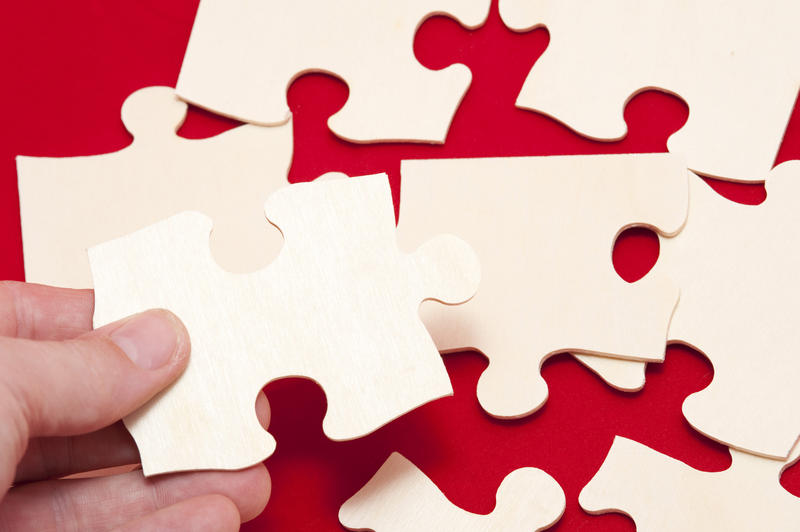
[0,281,271,531]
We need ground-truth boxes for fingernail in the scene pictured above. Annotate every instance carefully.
[110,310,185,370]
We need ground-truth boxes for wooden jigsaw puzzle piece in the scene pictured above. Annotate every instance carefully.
[16,86,291,288]
[499,0,800,181]
[176,0,490,143]
[339,453,565,532]
[396,154,687,419]
[89,174,480,476]
[658,163,800,459]
[580,436,800,531]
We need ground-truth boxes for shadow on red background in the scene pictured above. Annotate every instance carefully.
[2,0,799,530]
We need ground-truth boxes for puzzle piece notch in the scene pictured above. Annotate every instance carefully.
[580,436,800,531]
[17,86,292,289]
[655,162,800,459]
[397,154,686,419]
[499,0,800,182]
[339,453,565,532]
[90,173,480,475]
[176,0,491,143]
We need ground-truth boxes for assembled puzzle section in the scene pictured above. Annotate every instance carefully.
[655,162,800,459]
[17,86,291,288]
[339,453,565,532]
[89,173,481,476]
[176,0,491,143]
[396,154,687,419]
[499,0,800,182]
[580,436,800,531]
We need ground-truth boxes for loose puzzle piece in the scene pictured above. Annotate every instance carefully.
[580,436,800,531]
[655,163,800,459]
[396,154,686,419]
[339,453,565,532]
[17,86,291,288]
[89,173,480,476]
[499,0,800,182]
[176,0,490,143]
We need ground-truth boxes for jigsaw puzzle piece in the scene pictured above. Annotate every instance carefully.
[90,174,480,475]
[16,86,291,289]
[176,0,490,143]
[580,436,800,531]
[397,154,686,419]
[658,163,800,459]
[339,453,565,532]
[499,0,800,181]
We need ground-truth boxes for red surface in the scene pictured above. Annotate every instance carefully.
[1,2,799,530]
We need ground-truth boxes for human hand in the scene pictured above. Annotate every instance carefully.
[0,281,271,531]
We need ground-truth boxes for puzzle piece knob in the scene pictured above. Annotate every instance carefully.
[121,86,188,139]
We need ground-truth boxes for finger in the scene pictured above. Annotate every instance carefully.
[0,281,94,340]
[0,465,269,529]
[255,389,271,429]
[14,422,138,484]
[0,310,189,491]
[15,391,271,484]
[112,494,240,532]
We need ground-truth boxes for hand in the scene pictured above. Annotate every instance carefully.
[0,281,271,531]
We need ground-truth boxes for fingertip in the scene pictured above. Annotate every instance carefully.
[103,309,190,371]
[209,495,242,531]
[255,391,271,430]
[236,463,271,522]
[156,309,191,366]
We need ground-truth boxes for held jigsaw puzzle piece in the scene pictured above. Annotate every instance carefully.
[499,0,800,182]
[89,174,480,476]
[580,436,800,531]
[176,0,490,143]
[655,163,800,459]
[396,154,687,419]
[339,453,565,532]
[17,86,291,288]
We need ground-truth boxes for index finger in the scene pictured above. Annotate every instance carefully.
[0,281,94,340]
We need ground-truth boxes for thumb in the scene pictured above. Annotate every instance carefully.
[0,310,189,485]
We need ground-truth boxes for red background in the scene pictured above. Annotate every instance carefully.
[1,1,798,530]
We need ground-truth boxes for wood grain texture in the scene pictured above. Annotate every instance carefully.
[396,154,687,419]
[499,0,800,182]
[176,0,490,142]
[89,173,480,476]
[17,86,291,288]
[656,162,800,459]
[340,453,565,532]
[580,436,800,531]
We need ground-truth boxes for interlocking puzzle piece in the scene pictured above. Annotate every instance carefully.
[89,173,480,476]
[176,0,490,143]
[339,453,565,532]
[499,0,800,182]
[396,154,686,419]
[654,163,800,459]
[580,436,800,531]
[17,86,291,288]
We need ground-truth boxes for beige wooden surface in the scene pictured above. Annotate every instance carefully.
[580,436,800,530]
[499,0,800,182]
[176,0,490,143]
[396,154,686,419]
[17,86,291,288]
[656,163,800,459]
[89,174,480,476]
[340,452,564,532]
